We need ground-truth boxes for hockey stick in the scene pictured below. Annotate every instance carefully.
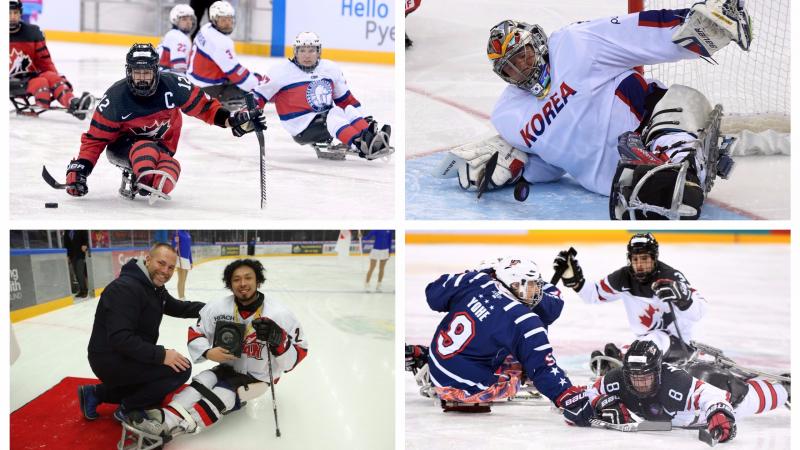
[589,418,672,432]
[665,299,692,361]
[550,247,577,285]
[698,428,720,447]
[476,151,499,199]
[244,93,267,209]
[42,165,76,190]
[265,346,281,437]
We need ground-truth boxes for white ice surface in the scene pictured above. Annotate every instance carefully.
[405,0,790,219]
[10,42,395,220]
[11,255,395,449]
[405,243,790,449]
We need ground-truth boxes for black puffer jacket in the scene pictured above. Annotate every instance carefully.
[87,258,204,364]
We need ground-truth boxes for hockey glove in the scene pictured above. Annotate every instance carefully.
[556,385,594,427]
[672,0,752,56]
[553,250,585,291]
[652,278,693,310]
[229,108,266,137]
[252,317,289,356]
[405,344,429,373]
[65,158,93,197]
[451,135,528,192]
[705,402,737,443]
[594,394,633,425]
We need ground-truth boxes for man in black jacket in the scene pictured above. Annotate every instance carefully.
[63,230,89,297]
[77,243,204,429]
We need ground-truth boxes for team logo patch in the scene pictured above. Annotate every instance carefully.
[132,119,171,140]
[9,49,33,77]
[305,79,333,112]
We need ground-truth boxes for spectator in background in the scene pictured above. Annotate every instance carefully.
[190,0,217,41]
[63,230,90,298]
[362,230,393,292]
[77,243,204,430]
[91,230,110,248]
[153,230,169,244]
[172,230,193,299]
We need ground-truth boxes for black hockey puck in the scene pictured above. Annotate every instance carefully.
[45,202,59,208]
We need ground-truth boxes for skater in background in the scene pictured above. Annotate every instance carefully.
[172,230,193,299]
[362,230,393,292]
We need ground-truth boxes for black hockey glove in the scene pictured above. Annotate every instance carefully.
[553,250,585,291]
[252,317,289,356]
[652,278,693,310]
[556,385,594,427]
[405,344,429,373]
[706,402,737,443]
[594,394,633,425]
[229,108,266,137]
[65,158,93,197]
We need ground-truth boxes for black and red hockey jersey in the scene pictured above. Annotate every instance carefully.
[78,72,229,167]
[9,22,57,76]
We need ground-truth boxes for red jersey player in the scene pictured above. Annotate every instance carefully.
[63,43,264,201]
[9,0,93,119]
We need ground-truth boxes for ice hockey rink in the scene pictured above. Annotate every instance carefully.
[9,41,395,220]
[405,0,791,219]
[405,239,790,449]
[11,254,395,449]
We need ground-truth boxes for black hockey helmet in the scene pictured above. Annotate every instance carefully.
[10,0,22,32]
[125,43,160,97]
[627,233,659,283]
[622,340,663,398]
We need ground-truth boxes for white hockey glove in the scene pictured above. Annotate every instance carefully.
[672,0,753,56]
[448,135,528,192]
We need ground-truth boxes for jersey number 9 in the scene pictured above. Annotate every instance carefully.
[435,312,476,359]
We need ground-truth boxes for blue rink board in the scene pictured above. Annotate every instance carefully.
[406,154,748,220]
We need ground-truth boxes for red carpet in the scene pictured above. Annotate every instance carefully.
[11,377,183,450]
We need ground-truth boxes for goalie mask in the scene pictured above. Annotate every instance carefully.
[493,258,545,308]
[487,20,551,98]
[622,340,663,399]
[626,233,659,283]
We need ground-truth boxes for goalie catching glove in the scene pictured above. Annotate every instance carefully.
[671,0,752,57]
[450,135,528,192]
[252,317,290,356]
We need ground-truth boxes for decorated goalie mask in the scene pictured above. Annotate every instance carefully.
[493,258,545,307]
[622,340,663,398]
[487,20,551,98]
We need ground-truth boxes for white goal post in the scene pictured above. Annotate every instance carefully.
[628,0,790,134]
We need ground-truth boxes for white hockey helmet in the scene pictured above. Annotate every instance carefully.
[209,0,235,34]
[292,31,322,72]
[493,258,546,307]
[169,4,196,34]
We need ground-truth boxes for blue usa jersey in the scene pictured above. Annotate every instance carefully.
[425,270,572,403]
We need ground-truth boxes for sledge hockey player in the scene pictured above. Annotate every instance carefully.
[9,0,93,119]
[405,0,423,48]
[127,259,308,443]
[187,1,262,109]
[406,258,595,426]
[553,233,706,374]
[456,0,750,219]
[252,31,393,161]
[586,340,789,444]
[157,4,196,73]
[63,43,265,202]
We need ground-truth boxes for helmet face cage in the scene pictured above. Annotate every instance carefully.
[293,32,322,72]
[494,258,545,307]
[622,340,662,398]
[210,1,235,34]
[125,44,160,97]
[170,5,197,33]
[627,233,659,282]
[488,20,550,97]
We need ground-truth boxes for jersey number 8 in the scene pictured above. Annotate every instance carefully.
[435,312,476,359]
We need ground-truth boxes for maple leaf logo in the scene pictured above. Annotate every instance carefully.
[638,304,658,328]
[131,120,170,140]
[9,48,33,76]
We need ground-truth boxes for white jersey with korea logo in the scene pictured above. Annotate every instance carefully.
[187,294,308,383]
[490,10,700,195]
[253,59,364,136]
